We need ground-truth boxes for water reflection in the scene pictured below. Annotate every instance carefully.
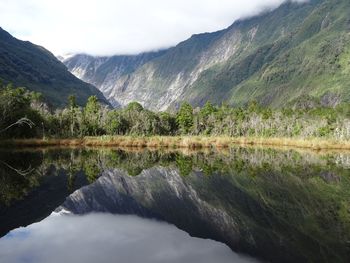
[0,147,350,263]
[1,213,257,263]
[0,148,92,238]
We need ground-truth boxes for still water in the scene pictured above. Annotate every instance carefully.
[0,147,349,262]
[1,213,256,263]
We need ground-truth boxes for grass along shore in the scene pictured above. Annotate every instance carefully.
[1,136,350,151]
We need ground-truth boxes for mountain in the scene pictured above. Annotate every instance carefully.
[0,28,109,107]
[63,0,350,110]
[61,51,166,107]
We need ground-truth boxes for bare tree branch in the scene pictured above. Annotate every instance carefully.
[0,160,35,177]
[0,117,35,134]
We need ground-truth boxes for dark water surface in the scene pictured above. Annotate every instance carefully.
[0,147,349,262]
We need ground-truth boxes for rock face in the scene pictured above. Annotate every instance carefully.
[0,28,109,107]
[63,0,350,110]
[62,24,252,110]
[61,51,166,107]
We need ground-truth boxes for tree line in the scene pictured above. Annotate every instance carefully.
[1,84,350,140]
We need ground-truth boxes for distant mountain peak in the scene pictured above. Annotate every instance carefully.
[57,53,76,62]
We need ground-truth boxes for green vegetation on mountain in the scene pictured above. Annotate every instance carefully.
[63,0,350,110]
[186,0,350,107]
[0,27,108,107]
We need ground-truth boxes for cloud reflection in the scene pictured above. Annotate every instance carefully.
[0,214,258,263]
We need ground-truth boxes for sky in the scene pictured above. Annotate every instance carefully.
[0,0,306,56]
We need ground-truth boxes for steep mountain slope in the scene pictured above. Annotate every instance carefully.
[194,0,350,107]
[64,0,350,110]
[0,28,108,107]
[61,51,166,107]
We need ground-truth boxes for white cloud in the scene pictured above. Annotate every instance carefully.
[0,0,307,56]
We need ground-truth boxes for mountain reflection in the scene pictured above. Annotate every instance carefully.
[1,147,350,263]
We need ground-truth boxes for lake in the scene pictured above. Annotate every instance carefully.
[0,146,349,262]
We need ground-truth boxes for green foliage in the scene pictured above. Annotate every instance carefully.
[0,84,43,138]
[176,102,194,134]
[200,101,217,117]
[159,112,177,135]
[247,100,260,113]
[318,126,333,137]
[84,162,101,184]
[335,103,350,117]
[83,96,102,136]
[126,102,143,112]
[1,84,350,141]
[105,110,128,135]
[67,95,78,137]
[176,154,193,177]
[68,95,77,109]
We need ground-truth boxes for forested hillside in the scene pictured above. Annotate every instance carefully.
[64,0,350,110]
[0,28,108,107]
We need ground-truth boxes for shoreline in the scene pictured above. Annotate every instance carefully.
[1,136,350,151]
